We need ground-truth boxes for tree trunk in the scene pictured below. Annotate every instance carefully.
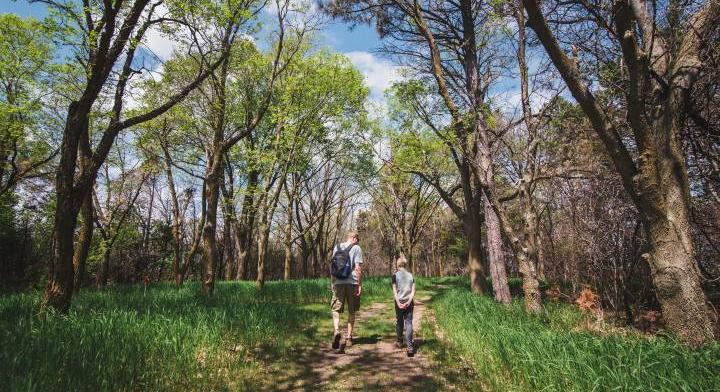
[44,204,80,312]
[484,192,511,304]
[300,237,311,279]
[96,244,111,288]
[483,189,542,313]
[202,162,221,296]
[516,191,543,313]
[517,251,542,314]
[475,108,510,302]
[220,179,237,281]
[537,232,546,282]
[222,221,234,281]
[235,169,259,280]
[162,141,186,287]
[235,227,250,280]
[464,212,489,294]
[283,227,293,281]
[283,246,292,280]
[256,223,269,289]
[640,168,714,347]
[283,175,299,281]
[72,193,93,293]
[42,103,86,312]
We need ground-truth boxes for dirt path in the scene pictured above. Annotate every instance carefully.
[269,293,445,391]
[309,299,438,391]
[265,285,485,391]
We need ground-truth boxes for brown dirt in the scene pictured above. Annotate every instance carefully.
[316,301,435,390]
[270,298,444,391]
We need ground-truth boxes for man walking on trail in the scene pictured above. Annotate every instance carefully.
[330,231,363,352]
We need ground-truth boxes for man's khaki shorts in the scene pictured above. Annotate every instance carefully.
[331,284,360,313]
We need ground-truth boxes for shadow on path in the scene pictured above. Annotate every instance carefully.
[267,299,444,391]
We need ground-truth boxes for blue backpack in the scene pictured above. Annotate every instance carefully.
[330,244,354,279]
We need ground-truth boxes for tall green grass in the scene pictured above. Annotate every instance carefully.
[0,277,391,391]
[432,285,720,391]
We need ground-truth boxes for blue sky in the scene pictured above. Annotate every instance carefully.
[0,1,380,52]
[1,1,401,103]
[1,1,538,112]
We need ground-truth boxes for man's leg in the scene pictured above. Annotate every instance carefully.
[332,310,341,333]
[331,286,346,349]
[345,284,360,345]
[347,311,356,339]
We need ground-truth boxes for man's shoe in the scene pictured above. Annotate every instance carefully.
[332,331,341,349]
[395,341,403,349]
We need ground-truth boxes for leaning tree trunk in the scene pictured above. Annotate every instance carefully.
[641,196,712,346]
[494,192,542,314]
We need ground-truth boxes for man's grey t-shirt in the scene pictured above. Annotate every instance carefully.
[392,268,414,303]
[332,241,363,285]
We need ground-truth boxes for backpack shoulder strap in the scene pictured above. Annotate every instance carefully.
[344,244,355,271]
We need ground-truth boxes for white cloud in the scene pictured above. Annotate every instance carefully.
[142,4,179,61]
[144,26,177,60]
[344,51,403,100]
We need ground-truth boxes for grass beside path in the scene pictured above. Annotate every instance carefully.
[430,283,720,391]
[0,278,389,391]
